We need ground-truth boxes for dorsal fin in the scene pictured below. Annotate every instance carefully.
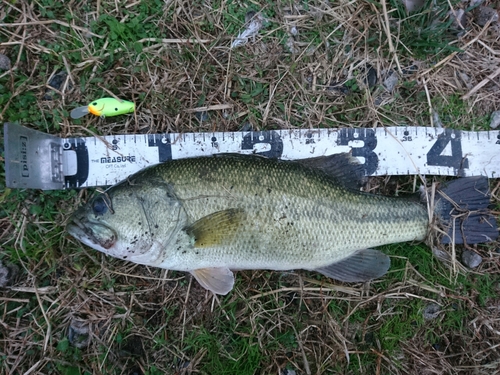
[298,153,366,189]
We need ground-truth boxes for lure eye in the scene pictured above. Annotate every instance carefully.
[92,197,109,216]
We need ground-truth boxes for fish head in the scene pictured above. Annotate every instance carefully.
[67,181,186,264]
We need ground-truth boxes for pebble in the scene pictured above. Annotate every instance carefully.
[48,71,68,89]
[423,303,441,320]
[462,250,482,269]
[401,65,417,75]
[305,46,316,56]
[432,247,452,263]
[432,111,444,129]
[383,70,399,92]
[43,71,71,100]
[240,122,253,132]
[361,63,377,88]
[489,111,500,129]
[127,367,144,375]
[120,335,144,357]
[0,260,18,287]
[0,53,11,71]
[374,92,393,106]
[448,9,467,31]
[285,37,299,54]
[179,361,190,369]
[457,71,472,89]
[311,10,323,23]
[432,342,444,351]
[245,11,257,23]
[328,80,350,95]
[401,0,425,13]
[194,111,209,122]
[476,6,499,27]
[68,319,91,348]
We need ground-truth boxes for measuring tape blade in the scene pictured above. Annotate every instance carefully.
[4,123,499,190]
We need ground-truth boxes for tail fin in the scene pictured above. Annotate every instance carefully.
[435,177,498,244]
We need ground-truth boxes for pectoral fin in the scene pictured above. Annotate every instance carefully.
[185,208,245,248]
[314,249,390,282]
[190,267,235,295]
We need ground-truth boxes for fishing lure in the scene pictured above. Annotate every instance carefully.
[70,98,135,119]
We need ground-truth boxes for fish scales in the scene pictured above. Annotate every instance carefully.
[142,156,428,270]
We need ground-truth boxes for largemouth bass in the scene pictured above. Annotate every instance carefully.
[67,154,498,294]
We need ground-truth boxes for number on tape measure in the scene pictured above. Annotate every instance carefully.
[402,130,412,142]
[64,138,89,188]
[337,128,378,175]
[148,134,172,162]
[426,129,469,172]
[241,131,284,158]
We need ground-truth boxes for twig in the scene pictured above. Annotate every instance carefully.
[262,71,289,125]
[7,286,58,294]
[423,78,434,127]
[420,19,493,77]
[185,104,233,113]
[462,66,500,99]
[136,37,211,44]
[33,284,51,354]
[0,20,103,38]
[379,0,403,75]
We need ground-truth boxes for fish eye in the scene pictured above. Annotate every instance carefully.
[92,196,109,216]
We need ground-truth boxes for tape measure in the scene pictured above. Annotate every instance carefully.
[4,123,500,190]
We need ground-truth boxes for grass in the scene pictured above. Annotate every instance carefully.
[386,0,461,58]
[1,0,500,374]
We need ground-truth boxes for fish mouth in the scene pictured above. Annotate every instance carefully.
[67,217,117,251]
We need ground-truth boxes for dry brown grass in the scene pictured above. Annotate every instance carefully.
[1,0,500,374]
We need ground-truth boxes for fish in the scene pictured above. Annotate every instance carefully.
[67,154,498,295]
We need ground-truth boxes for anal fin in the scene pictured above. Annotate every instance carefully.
[314,249,390,282]
[190,267,235,295]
